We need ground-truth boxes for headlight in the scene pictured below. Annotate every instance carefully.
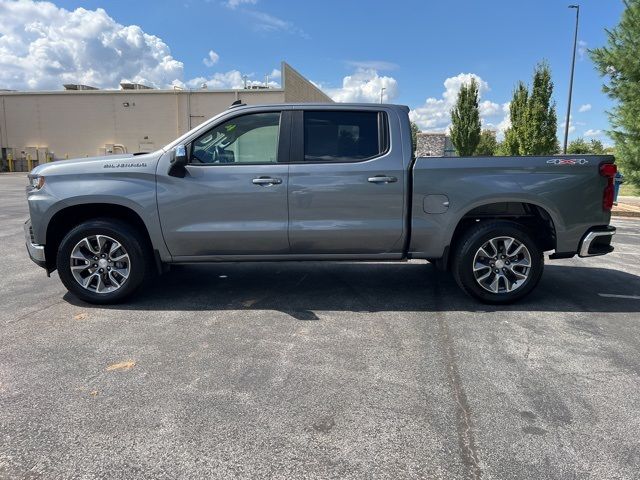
[28,175,45,190]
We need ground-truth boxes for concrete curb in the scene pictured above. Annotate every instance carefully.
[612,210,640,218]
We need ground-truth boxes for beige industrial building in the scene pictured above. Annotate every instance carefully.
[0,62,332,171]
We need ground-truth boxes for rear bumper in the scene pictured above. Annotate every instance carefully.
[24,219,46,268]
[578,226,616,257]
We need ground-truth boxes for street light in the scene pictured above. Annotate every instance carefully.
[563,4,580,154]
[380,87,386,104]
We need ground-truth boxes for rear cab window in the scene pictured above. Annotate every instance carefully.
[303,110,388,163]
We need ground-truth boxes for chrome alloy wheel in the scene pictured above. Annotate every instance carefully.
[69,235,130,294]
[472,236,532,294]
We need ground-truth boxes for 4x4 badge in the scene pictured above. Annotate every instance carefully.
[547,158,589,165]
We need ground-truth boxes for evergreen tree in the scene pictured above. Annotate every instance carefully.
[523,62,558,155]
[502,63,558,156]
[503,82,528,155]
[475,129,498,156]
[450,78,481,156]
[590,0,640,187]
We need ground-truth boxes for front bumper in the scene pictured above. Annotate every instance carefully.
[24,219,46,268]
[578,226,616,257]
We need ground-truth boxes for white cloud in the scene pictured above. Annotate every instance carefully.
[479,100,501,117]
[222,0,304,36]
[578,40,588,60]
[225,0,257,8]
[0,0,184,90]
[578,103,592,112]
[559,115,577,135]
[584,129,603,137]
[238,9,308,37]
[203,50,220,67]
[345,60,398,71]
[496,102,511,133]
[185,69,280,90]
[409,73,506,133]
[325,69,398,103]
[0,1,279,92]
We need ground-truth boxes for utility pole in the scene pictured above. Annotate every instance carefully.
[563,4,580,154]
[380,87,386,104]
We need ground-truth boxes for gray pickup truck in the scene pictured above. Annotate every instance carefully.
[24,103,617,304]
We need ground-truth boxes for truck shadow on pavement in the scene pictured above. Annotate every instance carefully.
[64,262,640,318]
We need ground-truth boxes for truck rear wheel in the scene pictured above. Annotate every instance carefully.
[452,221,544,304]
[56,219,147,304]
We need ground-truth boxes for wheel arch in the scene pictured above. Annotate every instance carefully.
[439,200,558,271]
[45,202,158,273]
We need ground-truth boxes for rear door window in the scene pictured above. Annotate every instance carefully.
[303,111,387,162]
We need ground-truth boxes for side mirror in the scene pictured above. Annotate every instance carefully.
[168,144,188,177]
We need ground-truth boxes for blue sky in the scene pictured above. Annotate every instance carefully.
[0,0,626,141]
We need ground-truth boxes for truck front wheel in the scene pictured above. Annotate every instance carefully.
[56,219,147,304]
[452,221,544,304]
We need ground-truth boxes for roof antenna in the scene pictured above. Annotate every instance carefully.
[229,99,246,108]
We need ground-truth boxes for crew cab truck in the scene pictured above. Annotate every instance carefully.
[24,103,617,304]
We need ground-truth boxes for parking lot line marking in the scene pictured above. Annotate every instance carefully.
[599,293,640,300]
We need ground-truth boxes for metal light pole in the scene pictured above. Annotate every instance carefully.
[563,4,580,154]
[380,87,386,104]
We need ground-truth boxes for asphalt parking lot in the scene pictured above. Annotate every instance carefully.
[1,172,639,479]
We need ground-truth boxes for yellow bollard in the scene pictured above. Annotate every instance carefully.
[7,153,13,172]
[27,154,33,172]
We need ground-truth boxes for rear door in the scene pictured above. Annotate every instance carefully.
[287,108,406,255]
[157,110,290,258]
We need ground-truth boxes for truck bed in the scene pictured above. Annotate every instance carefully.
[409,155,614,259]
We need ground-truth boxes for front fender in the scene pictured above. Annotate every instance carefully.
[28,169,170,261]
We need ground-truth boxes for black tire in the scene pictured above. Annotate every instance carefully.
[57,218,148,304]
[452,221,544,304]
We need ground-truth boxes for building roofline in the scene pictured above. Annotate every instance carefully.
[281,61,332,102]
[0,88,285,96]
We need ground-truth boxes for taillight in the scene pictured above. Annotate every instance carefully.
[600,163,617,211]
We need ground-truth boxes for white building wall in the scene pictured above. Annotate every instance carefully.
[0,62,328,168]
[0,89,286,161]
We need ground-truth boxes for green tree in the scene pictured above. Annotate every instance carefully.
[410,121,420,154]
[567,138,591,154]
[502,82,528,155]
[567,137,607,154]
[523,62,558,155]
[450,78,481,156]
[475,129,498,156]
[588,139,606,154]
[502,63,558,156]
[590,0,640,187]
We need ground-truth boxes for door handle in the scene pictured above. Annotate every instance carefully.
[368,175,397,184]
[252,177,282,185]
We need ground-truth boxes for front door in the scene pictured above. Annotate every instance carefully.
[288,109,406,255]
[157,110,290,258]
